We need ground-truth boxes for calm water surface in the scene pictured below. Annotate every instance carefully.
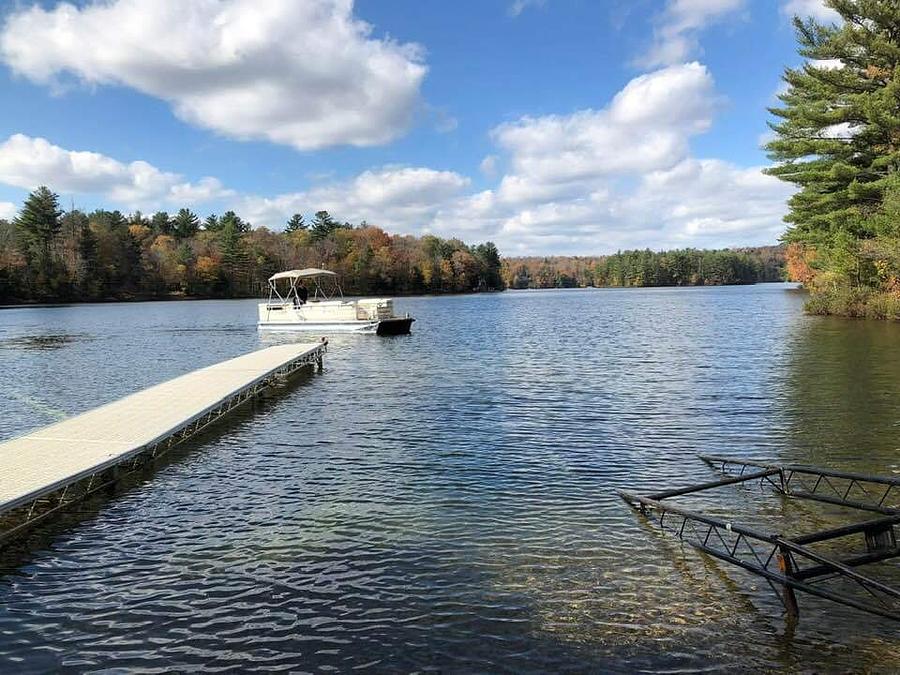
[0,284,898,672]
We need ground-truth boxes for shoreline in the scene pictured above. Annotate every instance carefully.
[0,287,505,309]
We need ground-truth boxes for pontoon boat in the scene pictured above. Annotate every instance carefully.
[257,268,414,335]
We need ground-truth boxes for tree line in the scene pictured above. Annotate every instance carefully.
[502,246,785,289]
[767,0,900,320]
[0,186,504,303]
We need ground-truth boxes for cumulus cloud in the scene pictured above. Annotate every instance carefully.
[629,159,792,242]
[474,64,789,252]
[239,62,790,254]
[494,63,717,195]
[0,201,16,220]
[0,0,426,151]
[0,59,791,254]
[640,0,746,67]
[781,0,841,23]
[0,134,232,209]
[236,167,470,232]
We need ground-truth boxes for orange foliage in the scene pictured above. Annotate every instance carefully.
[785,243,817,284]
[150,234,176,255]
[195,255,220,283]
[128,223,151,242]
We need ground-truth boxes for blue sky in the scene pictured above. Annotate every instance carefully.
[0,0,838,254]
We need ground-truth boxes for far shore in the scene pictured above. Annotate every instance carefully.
[0,281,803,309]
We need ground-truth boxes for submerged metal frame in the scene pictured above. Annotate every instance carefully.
[618,455,900,623]
[0,343,326,547]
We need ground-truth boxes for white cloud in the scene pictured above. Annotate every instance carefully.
[0,59,792,254]
[640,0,746,67]
[492,63,718,197]
[0,0,427,151]
[0,134,232,209]
[632,159,792,241]
[0,201,16,220]
[234,62,791,253]
[782,0,841,23]
[479,155,499,177]
[237,166,470,231]
[474,65,790,253]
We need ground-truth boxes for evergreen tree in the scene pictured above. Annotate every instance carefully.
[766,0,900,288]
[151,211,173,235]
[221,218,241,266]
[285,213,306,232]
[474,242,503,289]
[14,186,62,261]
[220,210,250,234]
[173,208,200,239]
[77,221,100,297]
[204,213,221,231]
[220,216,251,294]
[310,210,338,241]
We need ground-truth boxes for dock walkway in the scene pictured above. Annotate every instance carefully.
[0,342,325,541]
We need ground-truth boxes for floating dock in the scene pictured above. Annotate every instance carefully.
[0,341,326,544]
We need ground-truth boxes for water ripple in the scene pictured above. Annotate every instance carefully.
[0,288,898,672]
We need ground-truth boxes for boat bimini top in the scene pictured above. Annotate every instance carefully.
[268,268,336,282]
[266,268,344,306]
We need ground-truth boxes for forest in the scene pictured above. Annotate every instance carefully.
[767,0,900,320]
[0,185,791,304]
[502,246,785,289]
[0,186,504,303]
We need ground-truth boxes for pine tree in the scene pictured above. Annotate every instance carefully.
[285,213,306,232]
[220,216,251,294]
[204,213,221,231]
[15,186,62,262]
[474,241,503,289]
[151,211,173,235]
[310,210,337,241]
[173,208,200,239]
[77,221,100,297]
[765,0,900,284]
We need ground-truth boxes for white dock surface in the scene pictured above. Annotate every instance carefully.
[0,342,323,514]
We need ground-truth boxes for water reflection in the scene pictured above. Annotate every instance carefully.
[784,316,900,470]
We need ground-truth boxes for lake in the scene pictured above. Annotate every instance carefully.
[0,283,898,672]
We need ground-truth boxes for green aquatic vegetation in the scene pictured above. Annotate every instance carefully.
[806,286,900,320]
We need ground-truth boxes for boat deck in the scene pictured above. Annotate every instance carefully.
[0,342,325,530]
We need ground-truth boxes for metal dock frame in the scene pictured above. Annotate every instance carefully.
[618,455,900,623]
[0,341,327,547]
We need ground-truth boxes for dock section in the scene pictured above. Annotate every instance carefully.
[0,341,326,543]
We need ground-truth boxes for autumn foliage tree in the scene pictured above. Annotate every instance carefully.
[0,187,506,303]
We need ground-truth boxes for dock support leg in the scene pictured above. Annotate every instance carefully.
[776,544,800,620]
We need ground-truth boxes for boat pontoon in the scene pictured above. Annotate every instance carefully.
[257,268,414,335]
